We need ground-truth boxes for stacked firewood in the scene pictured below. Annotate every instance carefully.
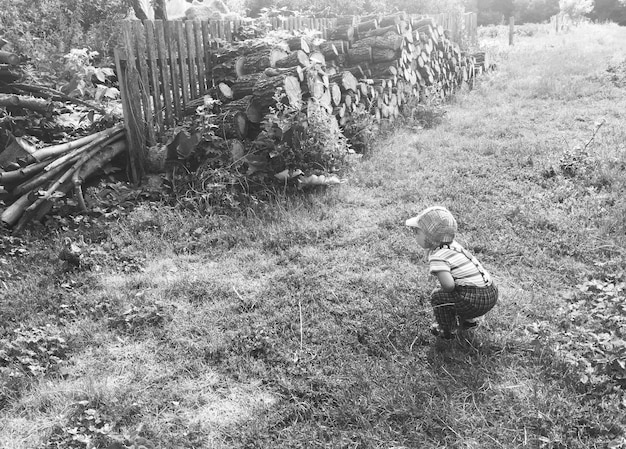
[0,125,127,230]
[190,12,481,141]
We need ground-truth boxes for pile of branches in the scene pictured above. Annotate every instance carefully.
[0,37,131,231]
[0,125,126,231]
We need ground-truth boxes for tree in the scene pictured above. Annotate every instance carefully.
[559,0,594,21]
[589,0,626,24]
[472,0,516,24]
[514,0,560,23]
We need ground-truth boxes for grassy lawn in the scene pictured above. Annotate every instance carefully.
[1,22,625,448]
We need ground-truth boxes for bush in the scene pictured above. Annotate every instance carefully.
[0,0,128,73]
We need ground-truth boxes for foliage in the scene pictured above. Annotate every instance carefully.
[0,0,128,73]
[0,326,69,407]
[341,107,379,158]
[559,274,626,389]
[514,0,560,23]
[559,0,594,20]
[261,93,354,176]
[46,400,117,449]
[588,0,626,25]
[61,48,120,102]
[473,0,515,24]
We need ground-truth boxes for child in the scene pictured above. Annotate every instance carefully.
[405,206,498,340]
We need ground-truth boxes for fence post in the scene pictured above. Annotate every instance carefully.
[509,16,515,45]
[115,22,146,185]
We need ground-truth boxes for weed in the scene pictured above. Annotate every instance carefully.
[0,325,70,407]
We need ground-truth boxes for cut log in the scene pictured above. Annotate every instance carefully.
[367,62,398,78]
[352,32,404,51]
[329,71,359,92]
[318,42,339,60]
[378,12,407,27]
[287,36,310,53]
[230,72,266,100]
[222,95,264,124]
[356,19,378,33]
[183,83,234,116]
[327,25,355,42]
[329,82,342,106]
[274,50,310,69]
[213,110,249,140]
[371,48,397,63]
[346,46,372,64]
[235,48,288,77]
[361,24,402,38]
[253,74,302,110]
[263,65,304,82]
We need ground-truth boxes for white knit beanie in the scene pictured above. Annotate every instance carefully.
[405,206,457,243]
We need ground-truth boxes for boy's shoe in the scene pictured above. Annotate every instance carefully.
[461,319,478,330]
[430,323,454,340]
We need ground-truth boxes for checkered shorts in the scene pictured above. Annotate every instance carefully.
[431,284,498,331]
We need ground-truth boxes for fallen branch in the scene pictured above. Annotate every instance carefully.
[9,83,110,116]
[0,124,128,229]
[28,124,124,164]
[0,93,55,113]
[73,139,127,211]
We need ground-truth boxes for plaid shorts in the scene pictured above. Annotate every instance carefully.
[431,284,498,331]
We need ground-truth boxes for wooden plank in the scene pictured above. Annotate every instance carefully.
[132,20,156,146]
[193,21,207,95]
[144,20,164,135]
[185,21,198,99]
[209,20,219,41]
[154,20,174,126]
[176,21,190,112]
[164,20,182,119]
[202,21,213,86]
[224,20,232,41]
[118,23,146,184]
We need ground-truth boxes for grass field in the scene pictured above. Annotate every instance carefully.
[1,22,625,449]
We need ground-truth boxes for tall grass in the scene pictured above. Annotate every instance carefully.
[1,23,625,448]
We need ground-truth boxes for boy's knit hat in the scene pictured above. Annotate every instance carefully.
[405,206,457,243]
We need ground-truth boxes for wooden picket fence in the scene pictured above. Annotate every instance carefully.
[113,13,477,182]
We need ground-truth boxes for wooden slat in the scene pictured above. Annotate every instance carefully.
[202,21,212,86]
[193,21,206,95]
[133,21,156,146]
[164,21,182,119]
[118,23,146,183]
[154,20,174,126]
[144,20,164,134]
[224,20,232,41]
[175,21,190,112]
[185,21,198,99]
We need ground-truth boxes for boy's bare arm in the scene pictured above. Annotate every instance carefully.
[435,271,456,292]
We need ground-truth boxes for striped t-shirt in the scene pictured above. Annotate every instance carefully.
[428,241,492,287]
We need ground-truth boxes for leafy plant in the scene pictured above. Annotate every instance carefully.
[261,91,353,176]
[108,302,171,335]
[0,325,70,407]
[558,273,626,390]
[0,325,69,377]
[46,400,116,449]
[61,48,119,102]
[341,106,379,158]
